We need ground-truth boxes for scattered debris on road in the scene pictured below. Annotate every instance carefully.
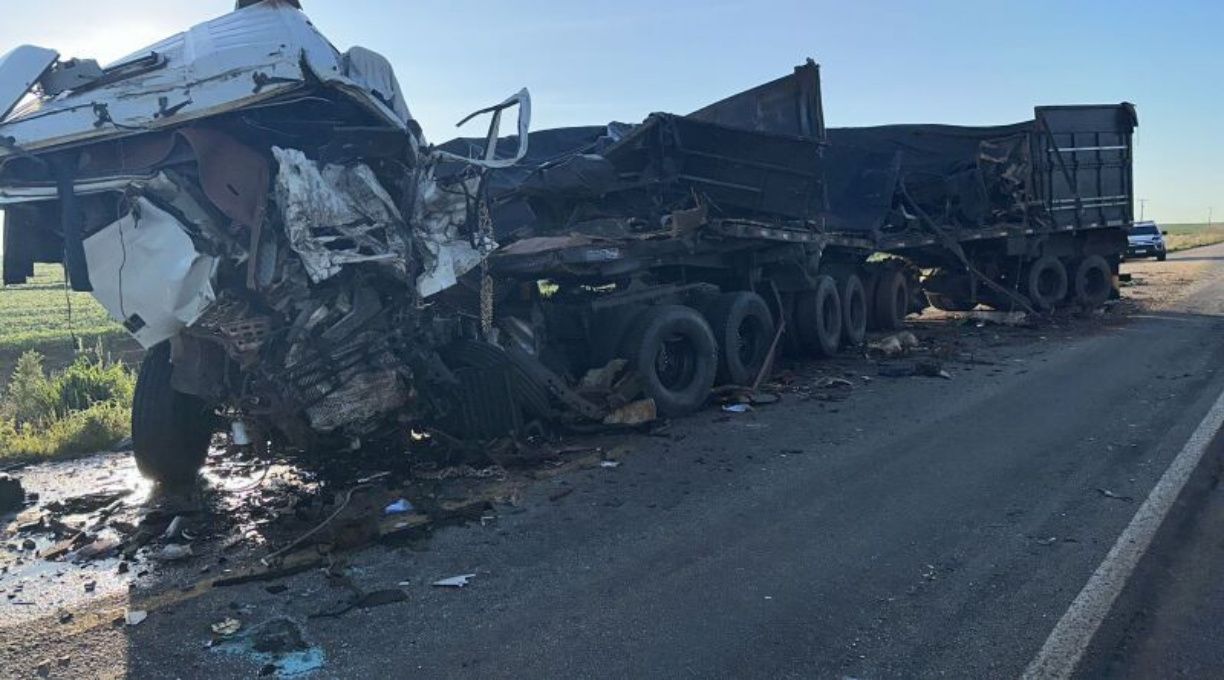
[212,617,244,637]
[967,311,1030,327]
[432,574,476,588]
[1097,488,1134,502]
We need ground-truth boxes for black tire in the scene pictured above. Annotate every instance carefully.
[132,344,214,486]
[861,269,882,331]
[795,276,842,358]
[838,274,868,346]
[702,292,776,386]
[1025,255,1068,311]
[872,269,909,331]
[1072,255,1112,308]
[621,305,718,417]
[440,340,553,419]
[1157,252,1167,262]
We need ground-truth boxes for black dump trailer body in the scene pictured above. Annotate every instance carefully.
[815,104,1137,311]
[1034,105,1138,231]
[822,103,1138,247]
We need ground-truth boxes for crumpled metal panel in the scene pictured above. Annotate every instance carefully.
[272,147,411,284]
[0,45,58,121]
[82,197,217,348]
[304,367,407,432]
[412,175,493,298]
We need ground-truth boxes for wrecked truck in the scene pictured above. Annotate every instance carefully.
[0,0,1137,484]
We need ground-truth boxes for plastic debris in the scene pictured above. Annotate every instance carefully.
[432,574,476,588]
[1096,488,1133,502]
[384,499,414,515]
[125,610,148,626]
[722,404,752,413]
[599,461,621,469]
[212,618,243,637]
[163,516,185,539]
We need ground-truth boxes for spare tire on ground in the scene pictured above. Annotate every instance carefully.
[702,292,776,386]
[132,343,215,486]
[795,276,843,358]
[621,305,718,417]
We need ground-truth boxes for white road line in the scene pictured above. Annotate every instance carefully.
[1021,384,1224,680]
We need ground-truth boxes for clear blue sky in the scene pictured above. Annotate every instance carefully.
[1,0,1219,223]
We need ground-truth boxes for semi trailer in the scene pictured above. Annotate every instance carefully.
[0,0,1137,483]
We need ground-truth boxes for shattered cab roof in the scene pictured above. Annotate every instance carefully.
[0,0,413,157]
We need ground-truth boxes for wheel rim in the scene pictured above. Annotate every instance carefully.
[656,332,698,390]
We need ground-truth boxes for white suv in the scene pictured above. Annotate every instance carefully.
[1126,221,1168,261]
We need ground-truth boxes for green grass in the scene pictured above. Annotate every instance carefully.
[0,347,134,463]
[0,263,125,350]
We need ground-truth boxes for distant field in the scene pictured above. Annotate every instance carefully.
[1154,222,1224,252]
[0,264,135,383]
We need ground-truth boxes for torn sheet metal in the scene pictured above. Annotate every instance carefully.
[304,366,407,432]
[0,45,58,120]
[432,89,532,170]
[339,47,415,128]
[412,176,491,298]
[272,147,410,285]
[82,197,217,348]
[0,3,317,155]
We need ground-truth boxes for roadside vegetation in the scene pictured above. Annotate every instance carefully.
[0,265,135,463]
[1160,222,1224,253]
[0,345,134,463]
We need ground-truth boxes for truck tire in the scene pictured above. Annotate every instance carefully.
[839,273,868,346]
[795,276,842,358]
[1025,255,1068,311]
[440,340,553,419]
[132,344,214,486]
[702,292,776,386]
[872,269,908,331]
[621,305,718,417]
[1157,252,1167,262]
[1072,255,1112,308]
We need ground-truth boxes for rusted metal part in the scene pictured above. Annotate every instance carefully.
[176,128,270,229]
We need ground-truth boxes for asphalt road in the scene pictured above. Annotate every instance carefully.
[6,243,1224,679]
